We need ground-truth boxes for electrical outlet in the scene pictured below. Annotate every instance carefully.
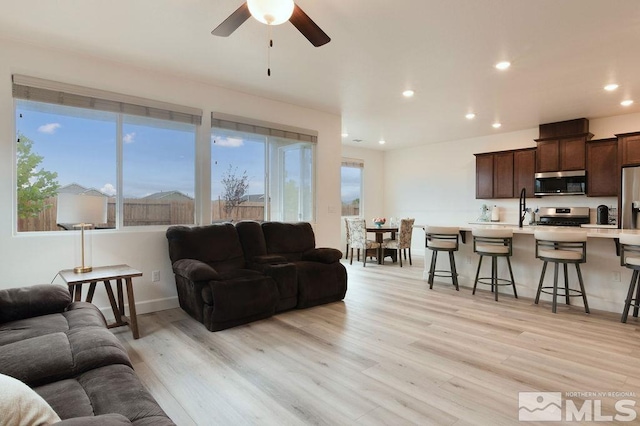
[612,271,621,282]
[152,270,160,282]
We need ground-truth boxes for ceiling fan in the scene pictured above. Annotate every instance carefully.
[211,0,331,47]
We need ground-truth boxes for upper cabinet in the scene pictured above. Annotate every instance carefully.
[514,148,536,196]
[536,136,589,172]
[535,118,591,172]
[586,138,617,197]
[475,148,535,199]
[475,153,494,199]
[618,131,640,166]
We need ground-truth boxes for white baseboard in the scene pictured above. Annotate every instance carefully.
[99,296,180,321]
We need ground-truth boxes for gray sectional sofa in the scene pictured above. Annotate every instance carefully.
[0,284,174,425]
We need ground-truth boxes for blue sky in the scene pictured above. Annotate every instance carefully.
[17,100,314,204]
[17,100,195,198]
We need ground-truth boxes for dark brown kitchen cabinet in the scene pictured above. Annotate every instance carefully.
[536,135,588,172]
[514,148,536,195]
[475,153,494,198]
[493,151,514,198]
[618,131,640,166]
[475,148,533,199]
[586,138,617,197]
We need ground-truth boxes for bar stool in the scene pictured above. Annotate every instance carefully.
[472,228,517,301]
[425,226,459,290]
[619,234,640,323]
[534,230,589,314]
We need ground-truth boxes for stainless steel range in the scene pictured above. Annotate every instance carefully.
[536,207,590,227]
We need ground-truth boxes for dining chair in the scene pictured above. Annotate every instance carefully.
[347,218,380,267]
[382,218,415,267]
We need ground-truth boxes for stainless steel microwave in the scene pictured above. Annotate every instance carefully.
[534,170,586,196]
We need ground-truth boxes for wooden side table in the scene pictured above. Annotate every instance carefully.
[59,264,143,339]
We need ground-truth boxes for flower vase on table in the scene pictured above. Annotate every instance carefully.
[373,217,386,228]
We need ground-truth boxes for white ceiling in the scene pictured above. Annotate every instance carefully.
[1,0,639,150]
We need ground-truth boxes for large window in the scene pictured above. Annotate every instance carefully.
[211,114,316,223]
[341,158,363,216]
[14,76,200,232]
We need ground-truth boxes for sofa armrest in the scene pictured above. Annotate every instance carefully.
[55,413,133,425]
[301,248,343,264]
[0,284,71,324]
[173,259,220,282]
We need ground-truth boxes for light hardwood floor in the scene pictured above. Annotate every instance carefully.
[115,258,640,425]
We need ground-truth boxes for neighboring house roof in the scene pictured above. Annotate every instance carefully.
[58,183,108,197]
[143,191,193,201]
[240,194,264,202]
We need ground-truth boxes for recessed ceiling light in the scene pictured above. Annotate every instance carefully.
[466,113,476,120]
[379,140,386,145]
[495,61,511,70]
[604,84,619,91]
[492,122,502,129]
[402,90,415,98]
[341,133,349,138]
[621,100,634,106]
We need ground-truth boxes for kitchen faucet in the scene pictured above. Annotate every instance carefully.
[518,187,526,228]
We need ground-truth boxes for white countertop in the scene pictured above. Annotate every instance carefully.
[416,223,640,239]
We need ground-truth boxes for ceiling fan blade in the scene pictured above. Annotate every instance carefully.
[289,4,331,47]
[211,2,251,37]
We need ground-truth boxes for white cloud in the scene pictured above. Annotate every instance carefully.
[213,136,244,148]
[38,123,61,134]
[101,183,116,196]
[123,132,136,143]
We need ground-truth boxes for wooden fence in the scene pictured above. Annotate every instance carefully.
[17,197,270,231]
[18,197,196,232]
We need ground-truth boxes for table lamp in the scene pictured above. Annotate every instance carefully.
[56,193,108,273]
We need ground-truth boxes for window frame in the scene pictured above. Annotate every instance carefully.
[341,157,364,218]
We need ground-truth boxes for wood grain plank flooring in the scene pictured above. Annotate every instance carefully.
[114,258,640,425]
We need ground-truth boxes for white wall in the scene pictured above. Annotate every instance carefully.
[0,38,343,316]
[380,112,640,313]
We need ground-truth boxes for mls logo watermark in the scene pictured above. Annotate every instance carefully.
[518,391,637,422]
[519,392,562,421]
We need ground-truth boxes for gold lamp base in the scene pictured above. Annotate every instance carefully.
[74,266,93,274]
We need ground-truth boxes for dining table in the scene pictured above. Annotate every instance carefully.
[366,225,399,264]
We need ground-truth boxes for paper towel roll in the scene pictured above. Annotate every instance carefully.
[491,205,499,222]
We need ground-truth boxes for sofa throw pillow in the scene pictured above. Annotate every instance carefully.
[0,373,61,426]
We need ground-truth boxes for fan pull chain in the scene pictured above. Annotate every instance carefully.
[267,26,272,77]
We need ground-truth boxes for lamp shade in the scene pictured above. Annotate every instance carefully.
[56,193,107,225]
[247,0,294,25]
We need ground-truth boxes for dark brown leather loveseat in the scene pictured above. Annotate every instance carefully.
[0,284,174,425]
[166,221,347,331]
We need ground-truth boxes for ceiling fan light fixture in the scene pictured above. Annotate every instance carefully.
[247,0,295,25]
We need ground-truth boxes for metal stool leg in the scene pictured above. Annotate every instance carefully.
[473,255,483,295]
[492,256,498,301]
[563,263,570,305]
[428,250,438,288]
[622,270,639,323]
[535,261,548,304]
[575,264,589,314]
[552,262,559,314]
[507,256,517,298]
[449,251,459,291]
[633,275,640,317]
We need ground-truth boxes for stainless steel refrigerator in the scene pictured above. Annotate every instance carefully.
[621,165,640,229]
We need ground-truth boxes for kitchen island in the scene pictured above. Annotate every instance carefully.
[417,223,640,315]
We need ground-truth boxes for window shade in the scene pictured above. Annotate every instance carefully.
[342,158,364,168]
[12,75,202,125]
[211,112,317,143]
